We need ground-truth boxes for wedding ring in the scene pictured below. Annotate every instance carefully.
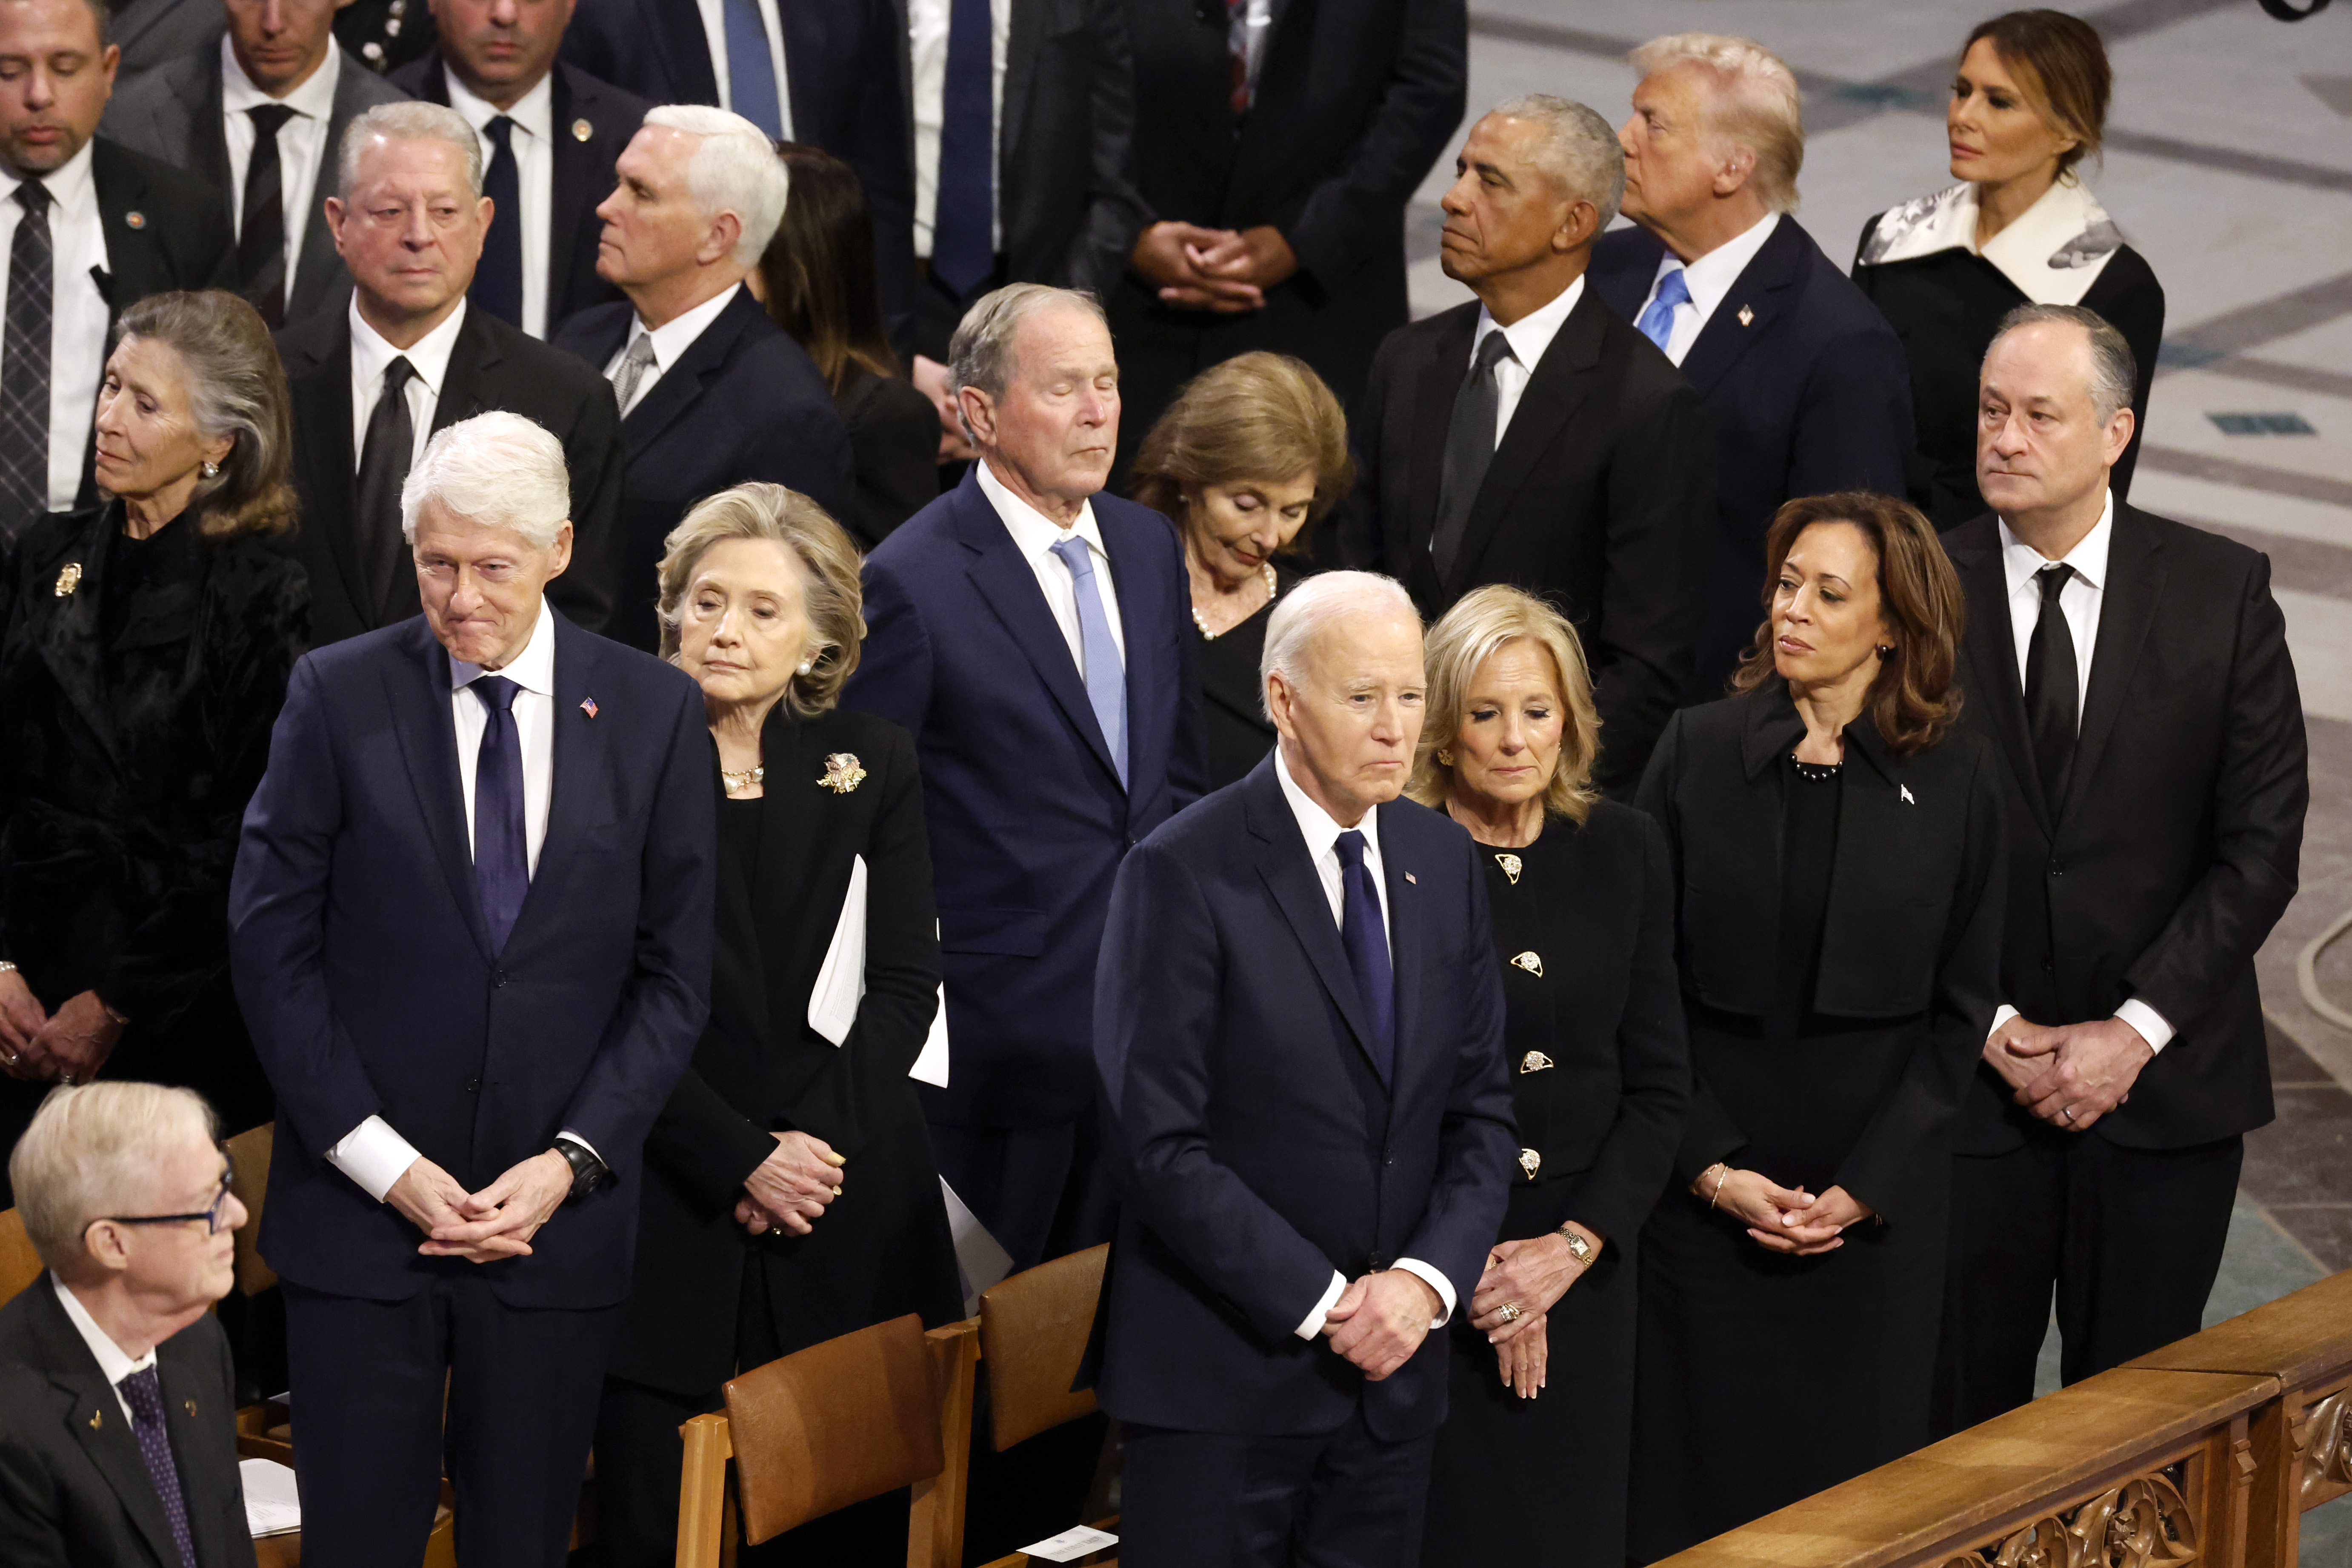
[1498,1302,1522,1324]
[59,1072,74,1086]
[2062,1106,2076,1121]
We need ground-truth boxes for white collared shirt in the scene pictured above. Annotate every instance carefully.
[445,69,555,339]
[693,0,793,138]
[219,35,342,302]
[975,457,1126,672]
[1632,210,1781,366]
[1467,274,1582,449]
[51,1274,157,1430]
[1,140,109,511]
[907,0,1011,257]
[601,281,740,417]
[348,295,470,468]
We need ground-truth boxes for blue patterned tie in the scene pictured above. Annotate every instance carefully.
[118,1367,195,1568]
[469,675,529,949]
[474,116,523,326]
[723,0,784,140]
[1049,536,1126,787]
[1635,266,1691,352]
[932,0,995,294]
[1334,829,1394,1082]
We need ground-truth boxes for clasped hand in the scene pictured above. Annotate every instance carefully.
[1320,1269,1442,1383]
[1129,222,1297,313]
[1983,1014,2151,1131]
[733,1131,844,1237]
[0,974,122,1085]
[1708,1168,1874,1257]
[388,1151,573,1264]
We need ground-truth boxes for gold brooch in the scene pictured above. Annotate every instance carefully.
[1520,1051,1554,1074]
[183,1399,197,1417]
[1518,1148,1541,1180]
[1494,852,1522,885]
[88,1408,102,1429]
[54,562,81,597]
[1510,951,1543,978]
[817,752,866,794]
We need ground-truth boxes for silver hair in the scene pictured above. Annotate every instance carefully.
[1628,33,1805,215]
[8,1083,217,1274]
[1260,571,1421,718]
[339,101,486,200]
[947,283,1110,422]
[1988,303,2139,425]
[1488,94,1625,230]
[642,104,789,265]
[401,411,572,547]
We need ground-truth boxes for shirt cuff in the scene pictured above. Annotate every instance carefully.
[556,1130,603,1165]
[1293,1270,1347,1341]
[1392,1258,1456,1329]
[2115,999,2175,1055]
[1986,1003,2019,1040]
[326,1116,422,1203]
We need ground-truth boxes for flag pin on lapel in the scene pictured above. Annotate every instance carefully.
[1404,872,1417,884]
[1737,304,1754,326]
[580,698,599,719]
[1901,785,1916,805]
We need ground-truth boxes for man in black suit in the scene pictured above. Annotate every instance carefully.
[1933,306,2308,1432]
[101,0,410,329]
[1587,32,1911,702]
[1341,97,1711,797]
[0,0,234,540]
[0,1082,257,1568]
[552,104,852,651]
[275,100,624,643]
[391,0,647,337]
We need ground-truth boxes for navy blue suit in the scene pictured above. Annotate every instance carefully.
[1590,219,1912,701]
[841,466,1203,1269]
[1093,757,1516,1565]
[228,611,714,1568]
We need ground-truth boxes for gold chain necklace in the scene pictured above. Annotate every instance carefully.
[721,764,765,794]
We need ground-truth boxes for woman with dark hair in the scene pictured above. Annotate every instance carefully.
[1854,9,2163,529]
[759,143,942,546]
[0,290,309,1187]
[1629,492,2006,1559]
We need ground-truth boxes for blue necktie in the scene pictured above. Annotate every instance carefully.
[1334,829,1394,1081]
[932,0,995,295]
[1635,266,1691,352]
[118,1368,195,1568]
[469,675,529,950]
[724,0,784,140]
[1049,536,1126,788]
[474,116,523,326]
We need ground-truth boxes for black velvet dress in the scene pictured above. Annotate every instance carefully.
[1188,562,1301,791]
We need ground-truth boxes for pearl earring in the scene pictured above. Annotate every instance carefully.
[200,461,220,479]
[797,658,814,676]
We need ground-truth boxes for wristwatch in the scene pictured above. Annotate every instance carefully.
[1554,1225,1596,1268]
[552,1137,609,1204]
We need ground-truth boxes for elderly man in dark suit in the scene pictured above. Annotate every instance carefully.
[1587,32,1911,703]
[1093,568,1518,1568]
[1932,306,2307,1432]
[229,411,716,1568]
[1343,96,1711,797]
[101,0,410,329]
[0,1082,256,1568]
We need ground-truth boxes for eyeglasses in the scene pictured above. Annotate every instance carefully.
[94,1152,238,1237]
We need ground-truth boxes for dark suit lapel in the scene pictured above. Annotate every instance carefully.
[1447,287,1603,594]
[178,56,234,203]
[287,328,373,623]
[295,48,373,317]
[1950,520,2051,838]
[383,621,495,959]
[30,508,123,765]
[29,1288,184,1568]
[645,0,721,102]
[999,0,1042,180]
[1675,217,1799,397]
[520,614,604,949]
[1376,802,1420,1092]
[1243,765,1381,1072]
[2061,506,2165,823]
[752,709,823,1036]
[621,291,749,455]
[434,308,503,432]
[778,1,833,144]
[1101,509,1163,800]
[547,68,598,317]
[1404,310,1474,558]
[157,1342,234,1568]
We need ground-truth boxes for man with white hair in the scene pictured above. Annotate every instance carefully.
[1588,32,1912,702]
[553,103,852,651]
[229,410,716,1568]
[0,1082,256,1566]
[1089,568,1516,1568]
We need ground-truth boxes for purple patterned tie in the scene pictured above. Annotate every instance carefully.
[117,1366,195,1568]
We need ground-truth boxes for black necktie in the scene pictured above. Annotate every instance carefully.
[0,179,54,539]
[474,115,523,326]
[1431,330,1513,582]
[355,357,417,622]
[2024,563,2079,811]
[469,674,529,949]
[932,0,995,295]
[1334,829,1394,1082]
[118,1367,196,1568]
[239,103,297,327]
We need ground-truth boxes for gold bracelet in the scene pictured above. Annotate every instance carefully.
[1705,1164,1731,1210]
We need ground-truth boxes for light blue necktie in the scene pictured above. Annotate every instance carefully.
[1635,266,1691,352]
[1049,536,1127,787]
[723,0,784,140]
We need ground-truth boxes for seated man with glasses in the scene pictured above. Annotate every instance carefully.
[0,1082,258,1568]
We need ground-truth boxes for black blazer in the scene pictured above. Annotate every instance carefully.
[272,303,628,645]
[1590,219,1913,703]
[1942,507,2306,1153]
[1340,287,1715,798]
[552,289,855,652]
[0,1283,256,1568]
[1636,692,2006,1221]
[391,52,650,334]
[1854,217,2164,531]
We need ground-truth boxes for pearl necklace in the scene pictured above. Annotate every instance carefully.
[721,765,765,794]
[1192,563,1280,640]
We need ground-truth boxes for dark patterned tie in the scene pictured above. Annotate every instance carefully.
[0,179,54,539]
[239,103,297,327]
[1334,829,1394,1082]
[2024,563,2080,811]
[1431,330,1513,581]
[473,115,523,326]
[470,674,529,949]
[354,356,417,621]
[117,1367,196,1568]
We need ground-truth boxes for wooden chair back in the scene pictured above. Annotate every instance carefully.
[978,1243,1107,1451]
[225,1121,276,1297]
[0,1207,43,1302]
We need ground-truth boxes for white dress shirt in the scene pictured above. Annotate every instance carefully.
[220,35,341,303]
[1467,274,1582,450]
[1270,747,1455,1340]
[1,140,109,511]
[1985,488,2174,1055]
[600,282,740,417]
[446,69,555,339]
[1632,210,1781,367]
[908,0,1011,257]
[348,295,470,469]
[52,1274,156,1429]
[976,457,1126,671]
[694,0,793,138]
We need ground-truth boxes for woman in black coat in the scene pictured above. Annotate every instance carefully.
[1629,493,2005,1559]
[1409,586,1689,1568]
[1853,11,2162,530]
[0,291,307,1192]
[594,483,962,1568]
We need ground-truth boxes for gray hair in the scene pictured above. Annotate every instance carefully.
[643,104,789,265]
[339,101,486,200]
[1988,303,2138,424]
[402,411,572,547]
[1260,571,1420,718]
[9,1083,217,1274]
[1629,33,1805,215]
[1489,94,1625,230]
[948,283,1110,411]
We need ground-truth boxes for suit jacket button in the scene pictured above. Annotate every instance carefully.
[2048,862,2063,877]
[465,1077,480,1093]
[494,970,509,987]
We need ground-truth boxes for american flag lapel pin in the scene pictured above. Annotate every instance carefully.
[1404,871,1417,884]
[580,697,599,719]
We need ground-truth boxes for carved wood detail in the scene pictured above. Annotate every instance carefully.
[2301,1387,2352,1507]
[1939,1471,2201,1568]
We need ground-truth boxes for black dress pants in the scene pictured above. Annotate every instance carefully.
[1120,1408,1436,1568]
[1932,1128,2242,1436]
